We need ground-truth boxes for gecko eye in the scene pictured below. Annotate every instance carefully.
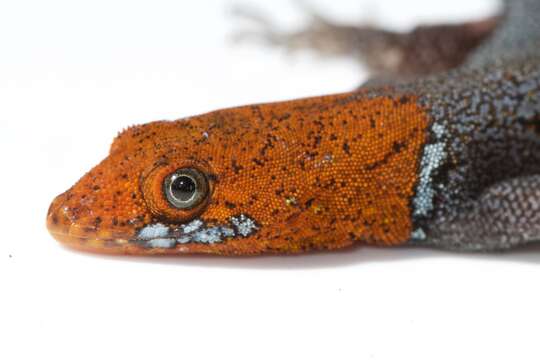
[164,168,209,210]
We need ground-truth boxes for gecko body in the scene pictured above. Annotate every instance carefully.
[47,0,540,255]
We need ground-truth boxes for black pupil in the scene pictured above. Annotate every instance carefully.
[171,176,197,202]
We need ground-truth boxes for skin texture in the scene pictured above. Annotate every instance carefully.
[47,0,540,255]
[47,92,430,255]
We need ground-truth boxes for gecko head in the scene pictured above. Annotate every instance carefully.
[47,94,429,255]
[46,103,330,256]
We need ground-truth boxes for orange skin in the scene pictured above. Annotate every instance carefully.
[47,90,430,255]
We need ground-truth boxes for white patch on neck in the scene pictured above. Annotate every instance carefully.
[413,123,447,218]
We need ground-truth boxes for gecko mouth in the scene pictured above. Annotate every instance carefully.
[47,191,260,253]
[132,214,259,249]
[46,191,134,252]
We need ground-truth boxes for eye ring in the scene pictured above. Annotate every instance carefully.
[163,168,209,210]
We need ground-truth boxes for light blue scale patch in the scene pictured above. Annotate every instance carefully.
[181,219,203,234]
[146,238,177,249]
[230,214,258,237]
[138,223,169,239]
[413,143,447,217]
[412,123,447,218]
[221,227,236,238]
[411,228,427,242]
[136,214,258,248]
[177,225,235,245]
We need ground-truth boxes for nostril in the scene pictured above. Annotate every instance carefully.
[46,192,70,233]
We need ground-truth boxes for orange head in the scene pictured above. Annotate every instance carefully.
[47,92,429,255]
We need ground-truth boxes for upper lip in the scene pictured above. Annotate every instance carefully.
[47,191,137,249]
[47,191,81,244]
[46,191,101,243]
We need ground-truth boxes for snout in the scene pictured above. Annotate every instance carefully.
[46,191,74,243]
[46,191,98,247]
[46,190,136,253]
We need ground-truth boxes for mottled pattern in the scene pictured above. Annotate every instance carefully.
[403,0,540,250]
[427,176,540,251]
[409,58,540,250]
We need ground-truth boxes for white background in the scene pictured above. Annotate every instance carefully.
[2,1,540,359]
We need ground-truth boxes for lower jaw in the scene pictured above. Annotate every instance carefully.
[49,231,172,255]
[48,231,242,256]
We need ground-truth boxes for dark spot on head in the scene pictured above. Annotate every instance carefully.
[278,113,291,122]
[343,142,351,156]
[252,158,264,166]
[231,159,244,174]
[393,141,405,153]
[225,201,237,210]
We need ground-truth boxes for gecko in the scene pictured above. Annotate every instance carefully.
[47,0,540,255]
